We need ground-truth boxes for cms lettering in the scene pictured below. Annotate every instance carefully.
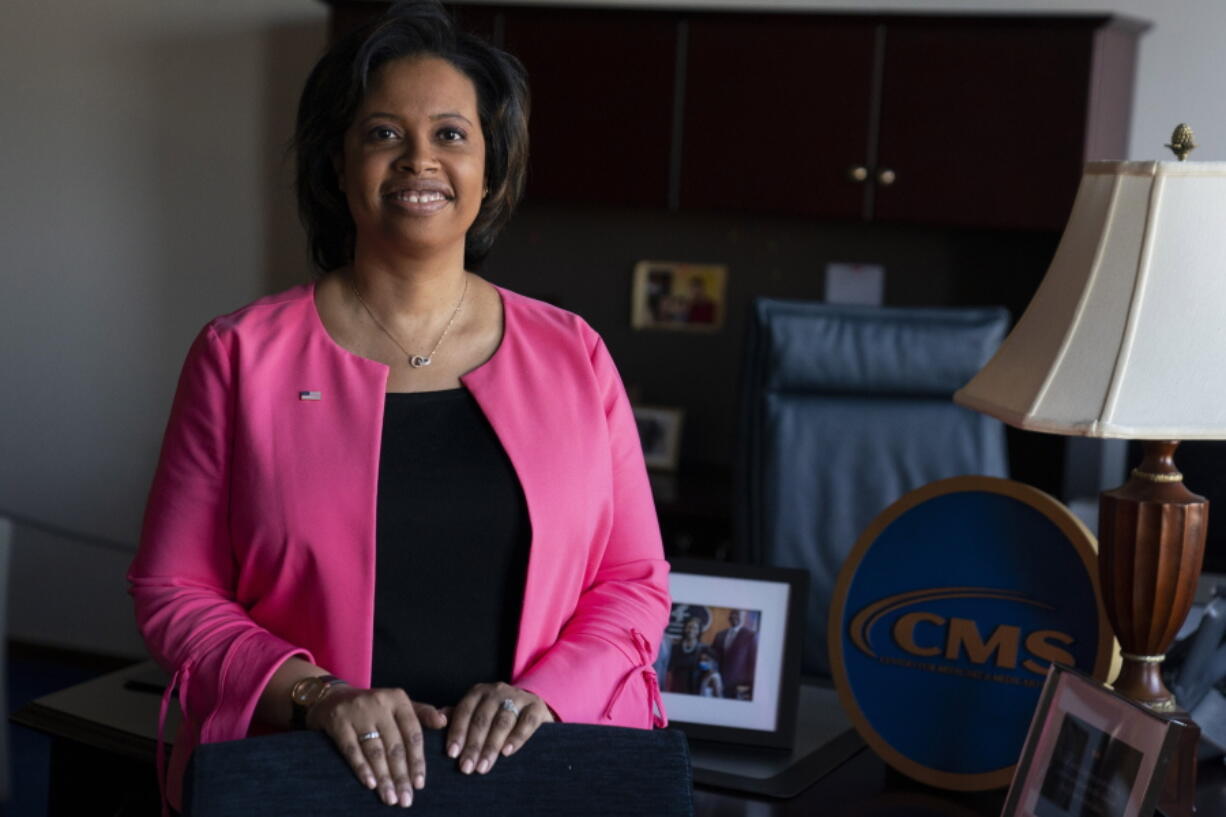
[891,612,1074,675]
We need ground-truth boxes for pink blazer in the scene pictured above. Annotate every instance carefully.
[128,283,671,806]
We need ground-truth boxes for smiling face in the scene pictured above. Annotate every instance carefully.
[337,55,486,264]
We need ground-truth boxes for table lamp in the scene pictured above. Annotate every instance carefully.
[954,125,1226,716]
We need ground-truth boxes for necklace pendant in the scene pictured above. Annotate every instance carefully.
[409,355,432,368]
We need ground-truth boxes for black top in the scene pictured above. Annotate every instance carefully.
[371,388,531,707]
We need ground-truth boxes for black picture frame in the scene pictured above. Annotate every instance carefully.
[657,558,807,749]
[1001,663,1183,817]
[632,405,684,471]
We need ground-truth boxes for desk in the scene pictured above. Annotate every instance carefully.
[11,662,175,816]
[15,661,1226,817]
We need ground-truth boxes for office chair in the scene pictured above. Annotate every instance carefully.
[183,724,693,816]
[736,299,1010,678]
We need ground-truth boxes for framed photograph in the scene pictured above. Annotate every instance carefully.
[631,260,728,331]
[633,405,683,471]
[654,559,808,748]
[1002,664,1183,817]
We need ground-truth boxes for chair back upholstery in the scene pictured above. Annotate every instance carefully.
[736,300,1010,677]
[184,724,692,817]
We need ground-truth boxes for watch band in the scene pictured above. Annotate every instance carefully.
[290,674,347,729]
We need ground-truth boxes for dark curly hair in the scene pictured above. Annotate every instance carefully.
[293,0,529,272]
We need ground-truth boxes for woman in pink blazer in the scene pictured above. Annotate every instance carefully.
[128,2,670,810]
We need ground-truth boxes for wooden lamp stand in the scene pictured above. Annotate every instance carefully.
[950,137,1226,817]
[1098,439,1207,817]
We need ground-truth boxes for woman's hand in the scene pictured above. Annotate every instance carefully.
[445,682,555,775]
[307,686,448,808]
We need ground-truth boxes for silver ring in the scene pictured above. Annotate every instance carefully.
[358,730,382,742]
[500,698,520,717]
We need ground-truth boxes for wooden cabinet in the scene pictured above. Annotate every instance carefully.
[323,4,1145,231]
[680,14,1145,230]
[501,8,677,207]
[872,18,1139,230]
[679,16,877,220]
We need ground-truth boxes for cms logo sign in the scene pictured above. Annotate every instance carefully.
[847,587,1075,677]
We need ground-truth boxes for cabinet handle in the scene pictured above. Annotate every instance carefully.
[877,168,897,186]
[848,165,869,183]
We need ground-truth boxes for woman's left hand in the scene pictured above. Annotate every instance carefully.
[445,682,555,775]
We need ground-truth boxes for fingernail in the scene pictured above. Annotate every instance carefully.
[365,775,377,790]
[414,774,425,790]
[382,785,396,806]
[477,757,490,774]
[448,743,460,759]
[461,758,474,774]
[399,786,413,807]
[502,743,515,756]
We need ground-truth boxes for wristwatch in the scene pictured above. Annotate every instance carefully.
[289,674,348,729]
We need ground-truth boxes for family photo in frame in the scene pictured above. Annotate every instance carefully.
[661,605,761,701]
[630,261,728,331]
[655,560,807,748]
[632,405,684,471]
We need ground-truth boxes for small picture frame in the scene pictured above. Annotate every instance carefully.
[633,405,683,471]
[655,559,807,748]
[630,260,728,331]
[1002,663,1183,817]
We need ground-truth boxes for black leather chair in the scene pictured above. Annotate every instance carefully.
[736,299,1010,677]
[183,724,692,817]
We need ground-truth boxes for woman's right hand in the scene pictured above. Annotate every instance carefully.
[307,686,448,808]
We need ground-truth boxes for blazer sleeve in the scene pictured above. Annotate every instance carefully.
[514,335,671,728]
[128,324,313,742]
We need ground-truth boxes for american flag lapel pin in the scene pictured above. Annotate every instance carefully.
[299,391,322,401]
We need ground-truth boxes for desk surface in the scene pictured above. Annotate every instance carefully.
[15,661,1226,817]
[11,661,173,761]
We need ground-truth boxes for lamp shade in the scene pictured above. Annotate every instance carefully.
[954,161,1226,439]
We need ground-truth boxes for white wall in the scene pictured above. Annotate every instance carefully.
[0,0,327,655]
[0,0,1217,657]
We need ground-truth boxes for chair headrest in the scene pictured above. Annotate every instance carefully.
[752,300,1009,397]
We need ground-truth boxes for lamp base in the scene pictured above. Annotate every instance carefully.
[1098,440,1207,710]
[1099,440,1207,817]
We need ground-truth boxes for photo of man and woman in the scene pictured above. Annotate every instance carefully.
[630,261,728,331]
[656,603,760,701]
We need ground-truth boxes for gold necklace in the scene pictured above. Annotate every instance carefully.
[350,274,469,368]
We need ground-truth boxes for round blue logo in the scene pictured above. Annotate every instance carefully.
[830,477,1112,790]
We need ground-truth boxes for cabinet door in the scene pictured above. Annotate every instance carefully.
[328,1,382,40]
[502,8,678,207]
[330,4,498,53]
[449,4,500,43]
[679,16,877,219]
[873,21,1092,230]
